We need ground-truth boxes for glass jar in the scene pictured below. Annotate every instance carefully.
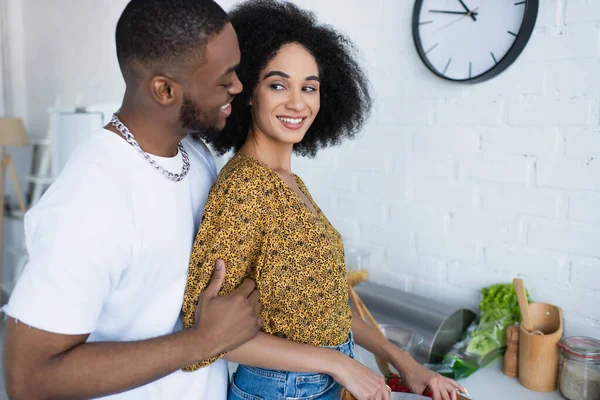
[558,336,600,400]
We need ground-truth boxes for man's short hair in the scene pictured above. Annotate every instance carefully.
[116,0,229,76]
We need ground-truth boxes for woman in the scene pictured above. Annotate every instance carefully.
[182,1,466,400]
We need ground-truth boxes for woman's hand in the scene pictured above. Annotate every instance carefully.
[350,307,468,400]
[329,356,391,400]
[391,355,467,400]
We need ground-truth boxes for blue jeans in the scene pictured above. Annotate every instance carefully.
[228,331,355,400]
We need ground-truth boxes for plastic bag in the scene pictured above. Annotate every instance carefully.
[441,283,528,379]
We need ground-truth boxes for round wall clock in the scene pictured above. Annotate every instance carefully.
[412,0,539,83]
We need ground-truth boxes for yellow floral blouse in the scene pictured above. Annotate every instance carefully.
[181,154,352,371]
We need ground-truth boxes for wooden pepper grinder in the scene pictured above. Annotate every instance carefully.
[503,324,520,377]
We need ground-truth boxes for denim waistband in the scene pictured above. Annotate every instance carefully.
[322,330,354,356]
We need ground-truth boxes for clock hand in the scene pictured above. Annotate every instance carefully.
[458,0,477,21]
[429,9,479,16]
[433,7,479,33]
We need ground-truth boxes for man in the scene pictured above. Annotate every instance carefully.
[3,1,261,399]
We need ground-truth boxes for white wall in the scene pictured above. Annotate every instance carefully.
[7,0,600,336]
[19,0,128,136]
[1,0,31,203]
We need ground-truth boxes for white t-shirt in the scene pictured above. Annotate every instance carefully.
[5,128,228,400]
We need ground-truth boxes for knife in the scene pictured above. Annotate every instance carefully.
[390,394,430,400]
[391,394,471,400]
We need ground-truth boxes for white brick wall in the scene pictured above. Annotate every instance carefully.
[571,254,600,291]
[508,98,594,125]
[569,193,600,224]
[479,127,559,157]
[291,0,600,337]
[537,159,600,190]
[563,127,600,159]
[10,0,600,336]
[479,186,559,218]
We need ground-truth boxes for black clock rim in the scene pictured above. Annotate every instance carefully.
[411,0,539,84]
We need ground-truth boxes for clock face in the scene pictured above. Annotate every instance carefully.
[413,0,538,82]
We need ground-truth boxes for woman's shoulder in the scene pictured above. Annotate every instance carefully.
[212,154,274,195]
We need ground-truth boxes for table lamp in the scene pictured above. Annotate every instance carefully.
[0,117,28,305]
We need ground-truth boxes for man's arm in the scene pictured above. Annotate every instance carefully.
[5,320,207,400]
[4,261,262,400]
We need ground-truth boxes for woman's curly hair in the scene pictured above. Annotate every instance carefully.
[205,0,372,157]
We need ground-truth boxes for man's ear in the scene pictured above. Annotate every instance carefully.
[150,76,178,106]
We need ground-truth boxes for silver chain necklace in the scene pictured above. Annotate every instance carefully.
[110,113,190,182]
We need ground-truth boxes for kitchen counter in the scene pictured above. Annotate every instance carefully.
[461,358,563,400]
[355,345,564,400]
[230,350,565,399]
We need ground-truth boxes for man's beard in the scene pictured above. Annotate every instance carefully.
[180,95,221,143]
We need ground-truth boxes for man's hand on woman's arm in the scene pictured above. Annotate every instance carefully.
[4,260,261,400]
